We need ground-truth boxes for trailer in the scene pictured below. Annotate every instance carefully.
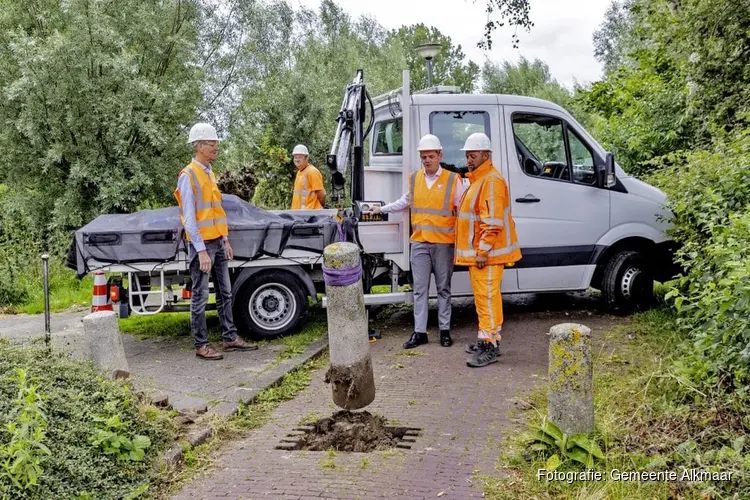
[67,68,680,340]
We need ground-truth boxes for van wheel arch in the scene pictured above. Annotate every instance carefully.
[591,237,655,290]
[592,238,656,315]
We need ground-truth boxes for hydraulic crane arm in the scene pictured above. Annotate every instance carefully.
[325,69,374,205]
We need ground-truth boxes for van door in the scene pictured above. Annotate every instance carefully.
[416,102,519,296]
[502,106,610,291]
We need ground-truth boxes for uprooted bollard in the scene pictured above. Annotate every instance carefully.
[548,323,594,435]
[322,242,375,410]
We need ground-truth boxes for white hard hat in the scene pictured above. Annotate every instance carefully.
[460,132,492,151]
[417,134,442,151]
[292,144,309,156]
[187,122,220,144]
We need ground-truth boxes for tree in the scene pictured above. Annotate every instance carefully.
[481,57,571,106]
[0,0,203,240]
[592,0,639,74]
[222,0,406,209]
[476,0,533,50]
[386,24,479,92]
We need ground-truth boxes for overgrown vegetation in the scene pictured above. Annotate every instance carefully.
[486,1,750,495]
[0,340,176,499]
[484,309,749,499]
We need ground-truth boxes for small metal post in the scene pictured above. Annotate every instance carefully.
[42,254,51,349]
[426,58,434,87]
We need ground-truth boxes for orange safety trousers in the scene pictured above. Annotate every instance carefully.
[469,264,504,344]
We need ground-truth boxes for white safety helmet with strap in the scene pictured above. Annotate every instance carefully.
[187,122,220,144]
[460,132,492,151]
[417,134,443,151]
[292,144,309,156]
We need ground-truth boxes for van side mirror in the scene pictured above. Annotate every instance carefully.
[601,152,616,188]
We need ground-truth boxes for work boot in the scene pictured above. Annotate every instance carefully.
[466,341,499,368]
[403,331,428,349]
[196,345,224,360]
[222,337,259,352]
[465,340,501,355]
[439,330,453,347]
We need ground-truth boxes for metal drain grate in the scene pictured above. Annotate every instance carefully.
[275,425,423,451]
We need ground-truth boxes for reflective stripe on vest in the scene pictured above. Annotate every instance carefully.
[175,162,228,242]
[456,172,519,259]
[292,166,322,209]
[408,169,457,244]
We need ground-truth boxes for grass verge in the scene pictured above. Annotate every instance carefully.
[119,306,327,363]
[479,307,749,499]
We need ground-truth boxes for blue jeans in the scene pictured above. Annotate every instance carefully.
[188,238,238,348]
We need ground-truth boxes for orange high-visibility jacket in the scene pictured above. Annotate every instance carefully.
[292,165,324,209]
[408,168,460,244]
[174,161,229,242]
[455,160,522,266]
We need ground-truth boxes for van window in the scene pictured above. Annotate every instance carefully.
[511,113,571,181]
[567,126,596,185]
[373,118,402,155]
[429,111,490,173]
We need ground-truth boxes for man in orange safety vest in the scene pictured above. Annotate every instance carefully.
[290,144,326,209]
[455,132,522,368]
[175,122,259,360]
[369,134,466,349]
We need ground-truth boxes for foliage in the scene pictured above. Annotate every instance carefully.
[478,0,534,50]
[592,0,638,75]
[385,23,479,92]
[0,341,176,499]
[525,418,605,470]
[648,131,750,401]
[90,407,152,463]
[482,57,571,106]
[483,309,750,499]
[0,0,203,241]
[0,369,51,494]
[578,0,750,176]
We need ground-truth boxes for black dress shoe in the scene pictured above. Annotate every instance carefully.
[439,330,453,347]
[404,331,428,349]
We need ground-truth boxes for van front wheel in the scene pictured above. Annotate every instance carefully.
[601,250,654,315]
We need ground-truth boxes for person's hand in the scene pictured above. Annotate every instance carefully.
[368,205,382,215]
[476,254,487,269]
[224,240,234,260]
[199,250,212,274]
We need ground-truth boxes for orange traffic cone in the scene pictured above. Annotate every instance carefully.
[91,271,113,312]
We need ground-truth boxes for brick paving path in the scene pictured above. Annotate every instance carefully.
[173,298,616,500]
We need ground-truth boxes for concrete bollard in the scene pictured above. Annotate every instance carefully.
[547,323,594,435]
[322,242,375,410]
[82,311,130,375]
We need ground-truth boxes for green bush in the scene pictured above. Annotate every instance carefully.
[648,130,750,400]
[0,341,176,499]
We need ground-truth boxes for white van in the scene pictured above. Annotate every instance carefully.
[357,70,678,315]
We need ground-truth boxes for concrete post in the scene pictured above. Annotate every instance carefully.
[322,242,375,410]
[82,311,130,375]
[548,323,594,435]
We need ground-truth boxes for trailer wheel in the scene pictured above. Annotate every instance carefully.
[234,270,308,340]
[601,250,654,315]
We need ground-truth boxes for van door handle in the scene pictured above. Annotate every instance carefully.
[515,195,540,203]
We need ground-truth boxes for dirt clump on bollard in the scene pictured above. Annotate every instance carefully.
[324,357,374,406]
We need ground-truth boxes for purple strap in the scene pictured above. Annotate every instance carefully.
[322,262,361,286]
[336,221,345,241]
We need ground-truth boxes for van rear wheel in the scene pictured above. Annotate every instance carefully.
[601,250,654,315]
[233,270,308,340]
